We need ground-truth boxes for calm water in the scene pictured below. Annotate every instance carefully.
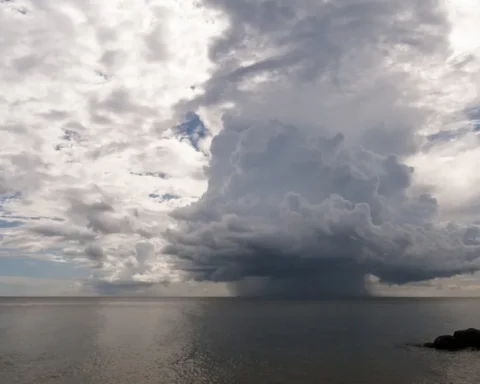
[1,298,480,384]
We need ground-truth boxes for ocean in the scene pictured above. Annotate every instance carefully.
[1,297,480,384]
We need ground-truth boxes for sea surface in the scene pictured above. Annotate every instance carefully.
[1,297,480,384]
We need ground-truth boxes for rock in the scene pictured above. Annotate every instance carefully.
[433,335,464,351]
[423,328,480,351]
[453,328,480,348]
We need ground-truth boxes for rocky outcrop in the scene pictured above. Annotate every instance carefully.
[453,328,480,348]
[424,328,480,351]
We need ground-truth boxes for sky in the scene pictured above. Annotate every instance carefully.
[1,0,480,297]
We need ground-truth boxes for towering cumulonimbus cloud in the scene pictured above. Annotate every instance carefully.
[164,120,480,297]
[163,0,480,297]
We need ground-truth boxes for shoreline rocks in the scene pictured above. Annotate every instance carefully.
[424,328,480,351]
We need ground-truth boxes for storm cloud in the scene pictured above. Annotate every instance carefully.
[163,0,480,297]
[2,0,480,296]
[164,120,480,297]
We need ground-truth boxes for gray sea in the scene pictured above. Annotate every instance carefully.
[1,297,480,384]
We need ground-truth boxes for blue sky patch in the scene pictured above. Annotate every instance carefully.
[149,193,180,201]
[0,220,23,228]
[465,106,480,131]
[176,112,208,151]
[0,191,22,214]
[131,171,169,179]
[160,193,179,201]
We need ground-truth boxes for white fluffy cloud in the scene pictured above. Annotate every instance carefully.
[0,0,225,289]
[1,0,480,296]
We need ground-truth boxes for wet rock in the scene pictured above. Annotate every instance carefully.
[433,335,464,351]
[424,328,480,351]
[453,328,480,348]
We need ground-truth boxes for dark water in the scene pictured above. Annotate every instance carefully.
[1,298,480,383]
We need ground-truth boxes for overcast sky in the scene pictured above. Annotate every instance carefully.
[1,0,480,297]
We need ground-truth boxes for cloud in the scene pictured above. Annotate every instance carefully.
[84,243,105,265]
[163,0,480,297]
[2,0,480,297]
[368,271,480,297]
[0,0,222,291]
[164,119,480,297]
[177,0,457,155]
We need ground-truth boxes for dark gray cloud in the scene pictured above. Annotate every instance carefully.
[85,243,105,261]
[176,0,450,157]
[84,243,105,268]
[164,115,480,297]
[161,0,475,298]
[67,196,136,236]
[205,0,446,72]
